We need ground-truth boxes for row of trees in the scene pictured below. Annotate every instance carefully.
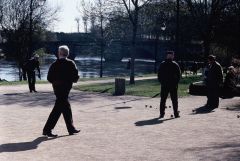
[76,0,240,83]
[0,0,239,83]
[0,0,58,73]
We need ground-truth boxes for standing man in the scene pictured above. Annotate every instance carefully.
[25,54,41,92]
[206,55,223,109]
[158,51,181,118]
[43,45,80,137]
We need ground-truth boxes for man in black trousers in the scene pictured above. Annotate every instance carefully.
[158,51,181,118]
[43,45,80,137]
[25,54,41,92]
[206,55,223,109]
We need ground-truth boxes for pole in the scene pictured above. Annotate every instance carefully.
[176,0,180,58]
[100,15,103,78]
[28,0,33,59]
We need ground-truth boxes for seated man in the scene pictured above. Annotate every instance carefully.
[221,66,238,98]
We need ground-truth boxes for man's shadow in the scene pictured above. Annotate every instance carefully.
[192,105,215,115]
[135,117,175,126]
[0,135,68,153]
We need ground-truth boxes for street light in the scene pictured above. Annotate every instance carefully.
[154,22,166,73]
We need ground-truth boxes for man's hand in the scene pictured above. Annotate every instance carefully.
[38,73,41,80]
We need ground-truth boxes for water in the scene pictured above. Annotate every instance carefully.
[0,55,156,81]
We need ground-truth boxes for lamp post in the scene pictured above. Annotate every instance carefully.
[176,0,180,58]
[28,0,46,59]
[154,22,166,73]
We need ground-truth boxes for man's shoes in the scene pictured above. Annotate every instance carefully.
[174,114,180,118]
[69,129,80,135]
[159,114,164,119]
[42,131,58,137]
[33,90,37,93]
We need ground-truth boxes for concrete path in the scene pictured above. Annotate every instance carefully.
[0,84,240,161]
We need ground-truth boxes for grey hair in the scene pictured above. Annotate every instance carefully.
[58,45,69,58]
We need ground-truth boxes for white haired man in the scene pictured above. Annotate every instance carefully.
[43,45,80,137]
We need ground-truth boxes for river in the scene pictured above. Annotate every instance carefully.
[0,55,156,81]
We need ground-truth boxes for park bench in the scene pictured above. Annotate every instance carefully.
[189,81,240,97]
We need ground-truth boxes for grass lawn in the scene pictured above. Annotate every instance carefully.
[74,75,202,97]
[0,80,48,86]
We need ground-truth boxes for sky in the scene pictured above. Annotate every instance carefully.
[47,0,83,33]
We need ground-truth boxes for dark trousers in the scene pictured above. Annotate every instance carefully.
[43,84,76,133]
[160,85,178,116]
[27,71,36,92]
[207,87,219,108]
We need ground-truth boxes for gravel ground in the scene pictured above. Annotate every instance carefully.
[0,84,239,161]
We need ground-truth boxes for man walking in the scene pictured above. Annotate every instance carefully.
[25,54,41,92]
[43,45,80,137]
[206,55,223,109]
[158,51,181,118]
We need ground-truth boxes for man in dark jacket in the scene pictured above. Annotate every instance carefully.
[25,54,41,92]
[43,45,80,137]
[158,51,181,118]
[222,66,238,98]
[206,55,223,109]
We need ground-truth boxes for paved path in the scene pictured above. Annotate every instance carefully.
[0,83,240,161]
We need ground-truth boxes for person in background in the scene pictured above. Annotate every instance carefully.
[158,51,181,118]
[25,54,41,92]
[222,66,238,98]
[43,45,80,137]
[205,55,223,109]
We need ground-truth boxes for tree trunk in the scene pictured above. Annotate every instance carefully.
[130,23,137,84]
[203,37,211,59]
[154,33,160,73]
[100,15,104,78]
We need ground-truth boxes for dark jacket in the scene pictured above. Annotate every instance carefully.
[222,71,237,98]
[47,58,79,85]
[158,59,181,86]
[206,61,223,88]
[24,59,40,73]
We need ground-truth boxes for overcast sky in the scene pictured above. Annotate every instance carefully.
[47,0,83,33]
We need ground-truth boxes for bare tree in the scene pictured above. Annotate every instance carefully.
[75,17,80,32]
[113,0,152,84]
[78,0,110,78]
[184,0,238,58]
[0,0,58,80]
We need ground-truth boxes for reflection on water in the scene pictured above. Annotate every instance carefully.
[0,55,156,81]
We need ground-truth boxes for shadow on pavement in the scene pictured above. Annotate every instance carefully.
[0,135,69,153]
[0,91,94,107]
[191,106,215,114]
[115,106,132,110]
[186,142,240,161]
[135,117,174,126]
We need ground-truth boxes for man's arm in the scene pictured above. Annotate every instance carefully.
[71,61,79,83]
[176,63,181,83]
[47,64,54,83]
[216,65,223,85]
[36,61,41,79]
[157,63,163,83]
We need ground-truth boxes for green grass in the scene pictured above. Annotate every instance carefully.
[79,73,157,82]
[0,80,48,86]
[74,75,202,97]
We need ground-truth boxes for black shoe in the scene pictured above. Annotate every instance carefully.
[69,129,80,135]
[174,114,180,118]
[30,90,32,93]
[42,131,58,137]
[159,114,164,119]
[33,90,37,93]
